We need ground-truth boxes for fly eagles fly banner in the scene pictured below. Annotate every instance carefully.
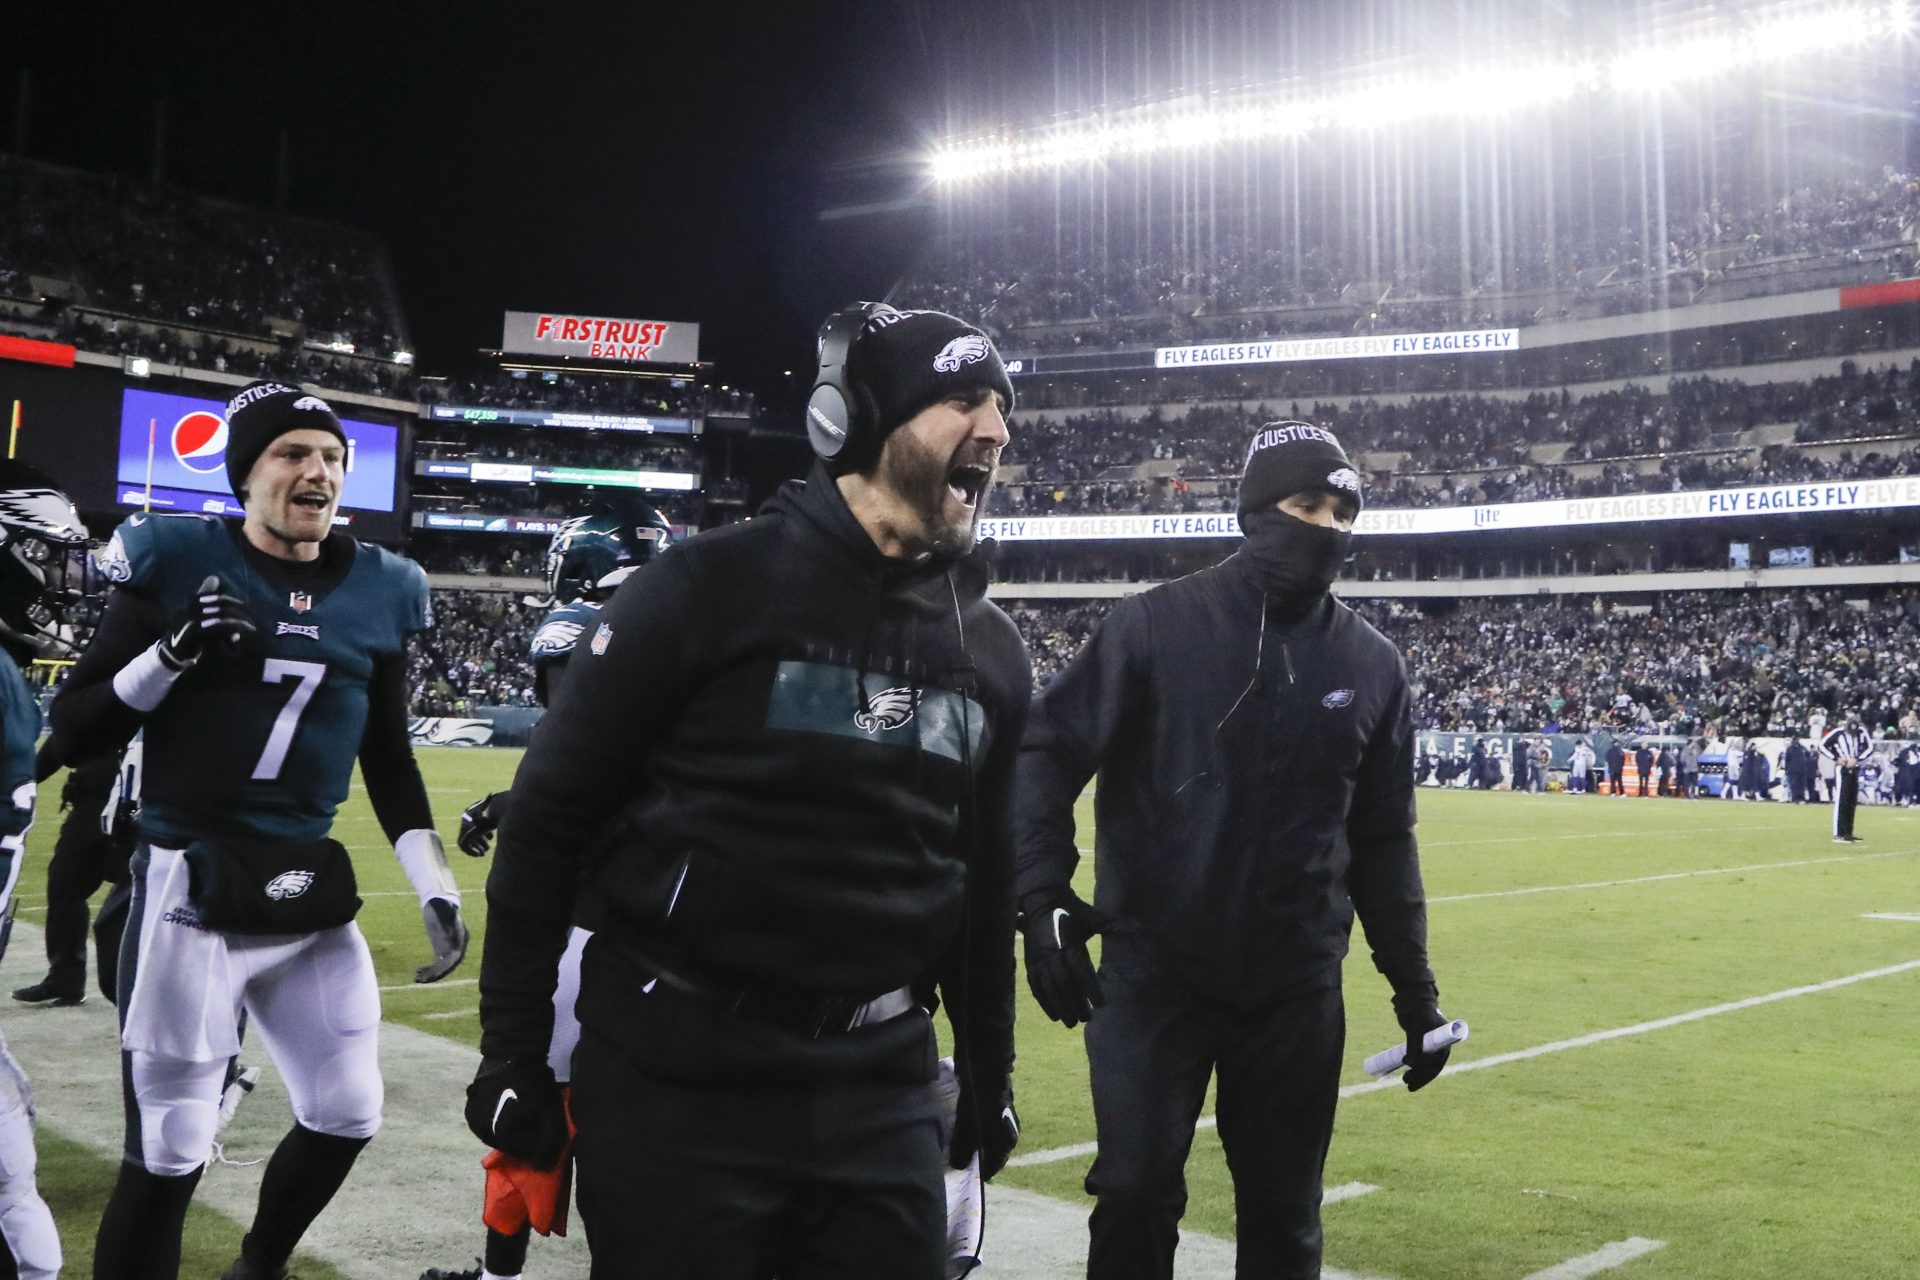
[976,476,1920,541]
[1154,327,1520,369]
[502,311,700,365]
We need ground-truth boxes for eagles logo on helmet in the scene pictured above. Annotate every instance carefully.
[542,496,673,605]
[0,461,98,660]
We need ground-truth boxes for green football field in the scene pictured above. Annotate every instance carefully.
[13,748,1920,1277]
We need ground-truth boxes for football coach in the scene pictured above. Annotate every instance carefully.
[1014,421,1452,1280]
[470,304,1030,1278]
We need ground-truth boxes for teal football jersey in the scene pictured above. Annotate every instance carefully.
[0,657,40,845]
[108,514,430,844]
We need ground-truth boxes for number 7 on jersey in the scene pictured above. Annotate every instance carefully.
[254,659,328,781]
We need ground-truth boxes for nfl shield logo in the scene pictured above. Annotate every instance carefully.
[288,591,313,614]
[590,623,612,655]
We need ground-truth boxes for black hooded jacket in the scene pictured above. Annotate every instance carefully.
[481,463,1029,1088]
[1015,552,1435,1010]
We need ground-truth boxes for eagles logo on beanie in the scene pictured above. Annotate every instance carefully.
[1237,420,1364,516]
[838,310,1015,471]
[223,381,349,501]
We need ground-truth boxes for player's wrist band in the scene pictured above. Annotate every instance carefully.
[396,827,460,906]
[112,642,186,712]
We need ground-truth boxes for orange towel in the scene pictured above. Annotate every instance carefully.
[481,1090,577,1238]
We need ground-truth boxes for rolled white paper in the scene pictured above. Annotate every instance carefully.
[1364,1019,1470,1078]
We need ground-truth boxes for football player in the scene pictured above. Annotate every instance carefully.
[425,497,669,1280]
[0,460,95,1280]
[47,382,464,1280]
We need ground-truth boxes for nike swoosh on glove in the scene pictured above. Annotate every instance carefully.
[158,575,255,670]
[950,1086,1019,1180]
[458,791,504,858]
[1018,887,1111,1028]
[415,896,469,983]
[466,1057,569,1168]
[1395,997,1453,1093]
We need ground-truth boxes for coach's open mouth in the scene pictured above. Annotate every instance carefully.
[947,463,990,510]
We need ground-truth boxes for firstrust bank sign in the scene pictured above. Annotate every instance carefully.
[502,311,700,365]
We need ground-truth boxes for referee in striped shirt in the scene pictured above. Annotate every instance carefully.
[1820,719,1873,843]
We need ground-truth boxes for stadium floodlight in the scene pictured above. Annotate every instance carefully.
[929,2,1911,180]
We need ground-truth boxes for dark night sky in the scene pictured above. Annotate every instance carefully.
[8,0,1660,402]
[7,1,1000,398]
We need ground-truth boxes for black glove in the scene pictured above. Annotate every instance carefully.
[458,792,504,858]
[158,575,255,671]
[1394,996,1452,1093]
[465,1056,568,1167]
[1018,887,1111,1029]
[950,1082,1019,1179]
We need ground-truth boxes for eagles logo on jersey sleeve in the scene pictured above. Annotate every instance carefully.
[97,513,171,592]
[531,601,602,669]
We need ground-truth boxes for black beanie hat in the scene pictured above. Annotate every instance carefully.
[842,309,1014,465]
[1237,420,1363,516]
[223,381,348,500]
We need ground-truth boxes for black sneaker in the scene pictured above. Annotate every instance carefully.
[218,1258,292,1280]
[11,979,83,1007]
[418,1265,482,1280]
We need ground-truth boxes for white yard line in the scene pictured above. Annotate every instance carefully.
[1012,959,1920,1166]
[1862,913,1920,922]
[1431,849,1916,904]
[1422,824,1778,848]
[378,977,478,992]
[1521,1238,1667,1280]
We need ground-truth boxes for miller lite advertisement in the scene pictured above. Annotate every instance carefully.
[115,388,400,516]
[501,310,700,365]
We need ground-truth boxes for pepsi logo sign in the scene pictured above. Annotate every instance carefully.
[172,411,228,474]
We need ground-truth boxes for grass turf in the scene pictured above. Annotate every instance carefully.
[13,749,1920,1277]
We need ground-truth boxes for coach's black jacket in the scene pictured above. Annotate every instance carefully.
[482,463,1028,1089]
[1016,553,1435,1009]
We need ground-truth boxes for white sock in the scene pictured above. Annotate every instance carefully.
[482,1271,522,1280]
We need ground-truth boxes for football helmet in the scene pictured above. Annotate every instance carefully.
[544,497,672,604]
[0,462,95,659]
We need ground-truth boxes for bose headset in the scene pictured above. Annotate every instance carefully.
[806,300,898,467]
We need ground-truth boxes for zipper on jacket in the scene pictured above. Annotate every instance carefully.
[1282,643,1296,685]
[665,856,690,918]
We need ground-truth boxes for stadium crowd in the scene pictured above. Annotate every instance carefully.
[989,365,1920,518]
[0,155,406,356]
[409,590,547,715]
[415,433,699,474]
[993,588,1920,740]
[422,371,754,419]
[899,173,1920,353]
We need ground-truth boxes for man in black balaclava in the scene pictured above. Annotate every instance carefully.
[1015,420,1452,1280]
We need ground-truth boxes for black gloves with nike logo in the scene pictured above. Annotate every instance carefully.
[158,575,255,671]
[458,792,505,858]
[466,1056,568,1167]
[1394,994,1452,1093]
[1018,886,1111,1028]
[950,1082,1020,1179]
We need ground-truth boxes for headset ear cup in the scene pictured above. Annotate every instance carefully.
[807,384,853,462]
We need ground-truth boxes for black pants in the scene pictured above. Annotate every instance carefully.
[41,764,130,993]
[1084,948,1344,1280]
[569,1028,945,1280]
[1834,767,1860,838]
